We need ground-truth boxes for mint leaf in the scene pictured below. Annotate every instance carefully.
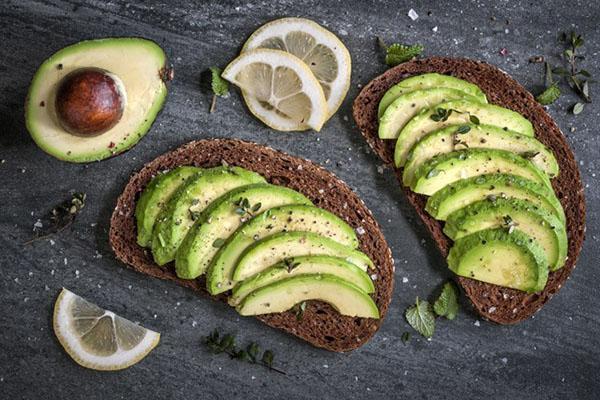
[405,297,435,338]
[210,67,229,97]
[536,83,561,105]
[433,282,459,320]
[384,43,423,67]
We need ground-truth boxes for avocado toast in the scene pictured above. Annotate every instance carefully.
[109,139,394,352]
[353,57,585,324]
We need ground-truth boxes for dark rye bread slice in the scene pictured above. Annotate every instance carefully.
[353,57,586,324]
[109,139,394,352]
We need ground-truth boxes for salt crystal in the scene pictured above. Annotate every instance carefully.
[408,8,419,20]
[402,277,409,283]
[474,320,480,327]
[356,226,366,235]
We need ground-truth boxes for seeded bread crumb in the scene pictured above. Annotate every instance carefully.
[109,139,394,351]
[352,57,585,324]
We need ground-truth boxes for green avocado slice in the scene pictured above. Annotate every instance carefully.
[444,198,567,271]
[236,274,380,318]
[425,173,565,223]
[377,73,487,118]
[25,38,169,163]
[135,166,200,247]
[232,231,374,282]
[151,166,265,265]
[447,228,549,293]
[403,124,559,186]
[412,149,552,196]
[229,255,375,306]
[174,183,311,279]
[378,88,484,139]
[206,204,359,294]
[394,99,534,166]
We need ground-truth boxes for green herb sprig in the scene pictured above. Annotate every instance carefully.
[205,329,285,375]
[405,281,460,338]
[536,31,593,114]
[209,66,230,113]
[377,37,423,67]
[24,192,86,245]
[234,197,262,219]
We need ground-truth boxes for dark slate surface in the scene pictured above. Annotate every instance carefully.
[0,1,598,399]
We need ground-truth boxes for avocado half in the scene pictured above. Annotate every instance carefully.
[25,38,172,163]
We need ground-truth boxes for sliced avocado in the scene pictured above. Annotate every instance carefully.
[379,89,484,140]
[236,274,380,318]
[151,167,265,265]
[135,166,200,247]
[233,231,373,281]
[229,255,375,306]
[394,99,534,166]
[174,183,311,279]
[26,38,170,162]
[403,124,559,186]
[425,173,565,223]
[444,198,567,271]
[447,228,548,293]
[377,73,487,118]
[206,204,358,294]
[412,149,552,196]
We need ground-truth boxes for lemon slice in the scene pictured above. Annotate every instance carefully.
[53,288,160,371]
[242,17,351,118]
[222,48,328,131]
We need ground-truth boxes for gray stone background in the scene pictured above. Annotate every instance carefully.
[1,1,598,399]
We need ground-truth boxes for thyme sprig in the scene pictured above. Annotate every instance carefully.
[205,330,285,375]
[24,192,86,245]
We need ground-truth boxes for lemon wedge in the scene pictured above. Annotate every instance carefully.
[53,288,160,371]
[222,48,328,131]
[242,17,351,118]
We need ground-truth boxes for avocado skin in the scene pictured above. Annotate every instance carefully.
[444,197,567,270]
[25,38,169,163]
[233,231,374,281]
[229,255,375,307]
[378,88,483,139]
[412,148,552,196]
[394,99,535,166]
[174,183,311,280]
[206,204,359,294]
[425,173,565,223]
[135,166,200,247]
[402,123,559,186]
[236,274,380,318]
[377,72,488,118]
[151,166,265,265]
[447,228,549,293]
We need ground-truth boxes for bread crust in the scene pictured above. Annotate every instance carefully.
[109,139,394,352]
[352,57,586,324]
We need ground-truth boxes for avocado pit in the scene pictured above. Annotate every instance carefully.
[55,68,126,136]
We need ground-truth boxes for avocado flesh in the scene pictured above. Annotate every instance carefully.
[26,38,168,163]
[377,73,488,118]
[394,99,535,166]
[403,124,559,186]
[447,228,549,293]
[232,231,373,282]
[412,149,552,196]
[229,255,375,306]
[174,183,311,279]
[444,198,567,271]
[151,167,265,265]
[425,173,565,223]
[236,274,380,318]
[135,166,200,247]
[378,88,484,139]
[206,204,359,294]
